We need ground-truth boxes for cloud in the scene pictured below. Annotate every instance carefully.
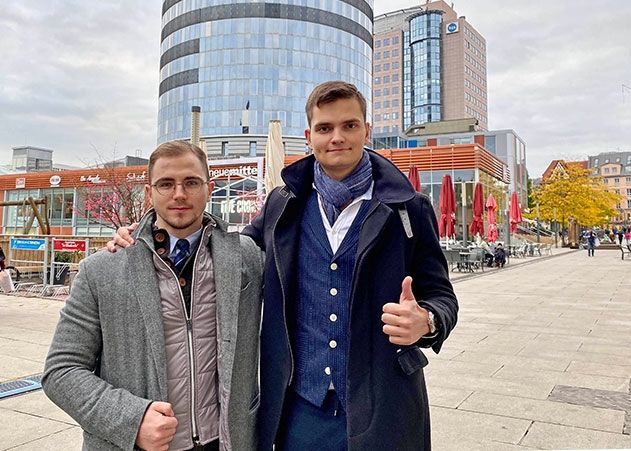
[0,0,160,164]
[1,0,629,179]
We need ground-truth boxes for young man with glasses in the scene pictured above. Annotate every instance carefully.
[43,141,263,451]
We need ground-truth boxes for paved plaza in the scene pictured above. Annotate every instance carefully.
[0,247,630,450]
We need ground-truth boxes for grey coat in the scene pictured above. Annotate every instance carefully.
[43,216,263,451]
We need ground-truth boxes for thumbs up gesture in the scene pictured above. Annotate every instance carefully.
[382,276,430,345]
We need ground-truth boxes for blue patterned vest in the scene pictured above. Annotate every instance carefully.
[291,191,370,409]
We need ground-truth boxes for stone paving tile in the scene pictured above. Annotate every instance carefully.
[579,343,631,358]
[0,356,44,381]
[0,337,51,363]
[0,408,70,450]
[6,426,82,451]
[0,391,77,426]
[520,421,631,449]
[459,391,625,433]
[566,360,631,379]
[452,350,571,372]
[548,385,631,412]
[426,359,503,377]
[428,386,473,409]
[430,405,532,446]
[492,366,630,393]
[427,370,556,400]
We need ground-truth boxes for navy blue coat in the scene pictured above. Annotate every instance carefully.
[243,151,458,450]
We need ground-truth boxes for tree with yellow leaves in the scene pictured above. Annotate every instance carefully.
[531,162,620,228]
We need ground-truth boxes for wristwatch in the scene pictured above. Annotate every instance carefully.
[427,310,437,335]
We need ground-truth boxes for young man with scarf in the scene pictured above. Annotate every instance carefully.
[243,81,458,450]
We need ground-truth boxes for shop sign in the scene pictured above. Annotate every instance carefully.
[49,175,61,187]
[210,165,258,178]
[80,174,107,184]
[53,239,87,252]
[220,199,259,214]
[10,238,46,250]
[15,177,26,189]
[126,171,147,183]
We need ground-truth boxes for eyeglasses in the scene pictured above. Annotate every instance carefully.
[151,177,208,196]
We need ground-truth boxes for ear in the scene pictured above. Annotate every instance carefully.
[144,184,153,208]
[305,128,312,148]
[207,180,215,200]
[364,122,371,145]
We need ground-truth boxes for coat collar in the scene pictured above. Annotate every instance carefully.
[135,209,227,245]
[281,149,416,204]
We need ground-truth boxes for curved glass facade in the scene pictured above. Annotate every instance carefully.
[403,11,442,130]
[158,0,373,144]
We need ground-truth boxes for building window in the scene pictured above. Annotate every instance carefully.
[614,178,620,184]
[221,142,229,155]
[383,38,391,46]
[249,142,257,156]
[375,40,381,48]
[604,168,610,174]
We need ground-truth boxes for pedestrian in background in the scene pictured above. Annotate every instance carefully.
[587,230,596,257]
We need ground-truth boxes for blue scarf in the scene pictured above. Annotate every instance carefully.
[313,151,373,226]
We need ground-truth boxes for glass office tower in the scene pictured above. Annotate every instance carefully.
[158,1,374,155]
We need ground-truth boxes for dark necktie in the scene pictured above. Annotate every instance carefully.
[171,239,190,271]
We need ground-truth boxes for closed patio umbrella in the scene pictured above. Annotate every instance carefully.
[469,182,484,237]
[265,120,285,193]
[486,193,499,242]
[438,175,456,238]
[509,191,523,233]
[408,165,421,192]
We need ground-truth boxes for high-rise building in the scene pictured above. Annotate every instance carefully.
[158,1,374,157]
[373,1,487,147]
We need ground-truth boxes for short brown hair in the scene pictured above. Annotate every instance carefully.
[305,81,367,126]
[148,140,210,182]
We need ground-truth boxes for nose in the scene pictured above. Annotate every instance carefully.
[330,127,345,144]
[172,183,187,198]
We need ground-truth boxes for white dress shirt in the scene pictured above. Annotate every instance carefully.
[316,182,374,254]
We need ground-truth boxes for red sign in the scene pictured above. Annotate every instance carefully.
[53,239,87,252]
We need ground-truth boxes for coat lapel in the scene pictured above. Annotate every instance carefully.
[357,200,393,258]
[211,229,240,342]
[126,244,169,400]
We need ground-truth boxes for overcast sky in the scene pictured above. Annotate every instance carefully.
[1,1,629,177]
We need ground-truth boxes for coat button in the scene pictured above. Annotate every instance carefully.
[330,288,338,296]
[325,367,331,375]
[329,314,337,322]
[329,340,337,349]
[157,247,166,255]
[330,262,338,270]
[179,277,187,287]
[155,232,166,242]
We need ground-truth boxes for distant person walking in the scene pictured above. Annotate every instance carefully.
[586,231,596,257]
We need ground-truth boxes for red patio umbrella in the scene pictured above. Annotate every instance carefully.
[438,175,456,238]
[408,165,421,192]
[509,191,523,233]
[486,193,499,242]
[469,182,484,237]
